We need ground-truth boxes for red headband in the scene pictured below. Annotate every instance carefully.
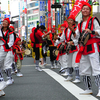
[68,15,75,21]
[14,38,21,45]
[81,1,92,11]
[61,23,66,28]
[9,26,14,30]
[3,18,10,24]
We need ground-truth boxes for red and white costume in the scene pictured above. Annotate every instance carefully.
[75,16,100,76]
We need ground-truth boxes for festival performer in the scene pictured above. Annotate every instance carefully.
[39,43,44,68]
[14,38,25,77]
[30,25,50,71]
[55,15,80,83]
[9,26,18,74]
[0,18,15,96]
[74,1,100,96]
[30,27,36,63]
[46,28,58,69]
[55,23,67,73]
[42,31,48,66]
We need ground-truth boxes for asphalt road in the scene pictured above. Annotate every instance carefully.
[0,57,100,100]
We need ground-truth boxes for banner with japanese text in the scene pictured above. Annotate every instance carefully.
[70,0,89,17]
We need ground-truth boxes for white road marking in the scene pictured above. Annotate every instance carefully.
[22,64,51,67]
[43,69,98,100]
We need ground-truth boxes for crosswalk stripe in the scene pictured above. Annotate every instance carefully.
[43,69,98,100]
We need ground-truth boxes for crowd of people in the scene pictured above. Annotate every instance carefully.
[29,1,100,97]
[0,17,25,97]
[0,1,100,98]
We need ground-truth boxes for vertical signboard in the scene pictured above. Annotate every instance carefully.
[65,4,69,17]
[52,0,55,25]
[42,1,45,11]
[40,1,42,11]
[45,0,48,29]
[57,11,60,25]
[0,13,1,25]
[39,1,45,26]
[48,0,51,31]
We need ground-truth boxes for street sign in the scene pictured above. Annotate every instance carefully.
[51,3,61,8]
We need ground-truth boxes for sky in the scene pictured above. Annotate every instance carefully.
[1,0,19,17]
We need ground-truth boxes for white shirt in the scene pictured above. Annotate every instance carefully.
[75,19,100,39]
[55,28,78,46]
[0,29,14,48]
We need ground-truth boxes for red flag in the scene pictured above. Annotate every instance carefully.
[70,0,89,17]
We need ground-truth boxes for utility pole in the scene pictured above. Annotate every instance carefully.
[24,0,28,42]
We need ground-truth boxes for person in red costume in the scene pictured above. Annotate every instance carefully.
[55,23,67,72]
[9,26,18,74]
[55,15,80,83]
[14,38,25,77]
[0,18,15,96]
[30,27,36,63]
[46,28,58,69]
[74,1,100,96]
[30,25,50,71]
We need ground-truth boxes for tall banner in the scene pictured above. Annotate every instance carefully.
[48,0,51,31]
[70,0,89,17]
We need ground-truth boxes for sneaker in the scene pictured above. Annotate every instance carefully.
[80,89,93,95]
[96,90,100,97]
[11,70,15,74]
[15,70,17,73]
[59,68,65,73]
[51,66,54,69]
[6,79,14,86]
[37,67,42,71]
[43,63,47,66]
[0,90,5,97]
[39,64,45,68]
[16,73,23,77]
[0,81,7,91]
[54,65,59,68]
[65,76,73,81]
[61,72,69,76]
[72,79,81,83]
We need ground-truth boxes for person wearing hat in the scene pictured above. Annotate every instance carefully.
[0,18,15,96]
[74,1,100,96]
[31,25,50,71]
[14,38,25,77]
[46,27,58,69]
[55,23,68,73]
[55,15,80,83]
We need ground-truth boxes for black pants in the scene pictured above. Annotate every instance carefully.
[34,47,40,60]
[49,46,57,61]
